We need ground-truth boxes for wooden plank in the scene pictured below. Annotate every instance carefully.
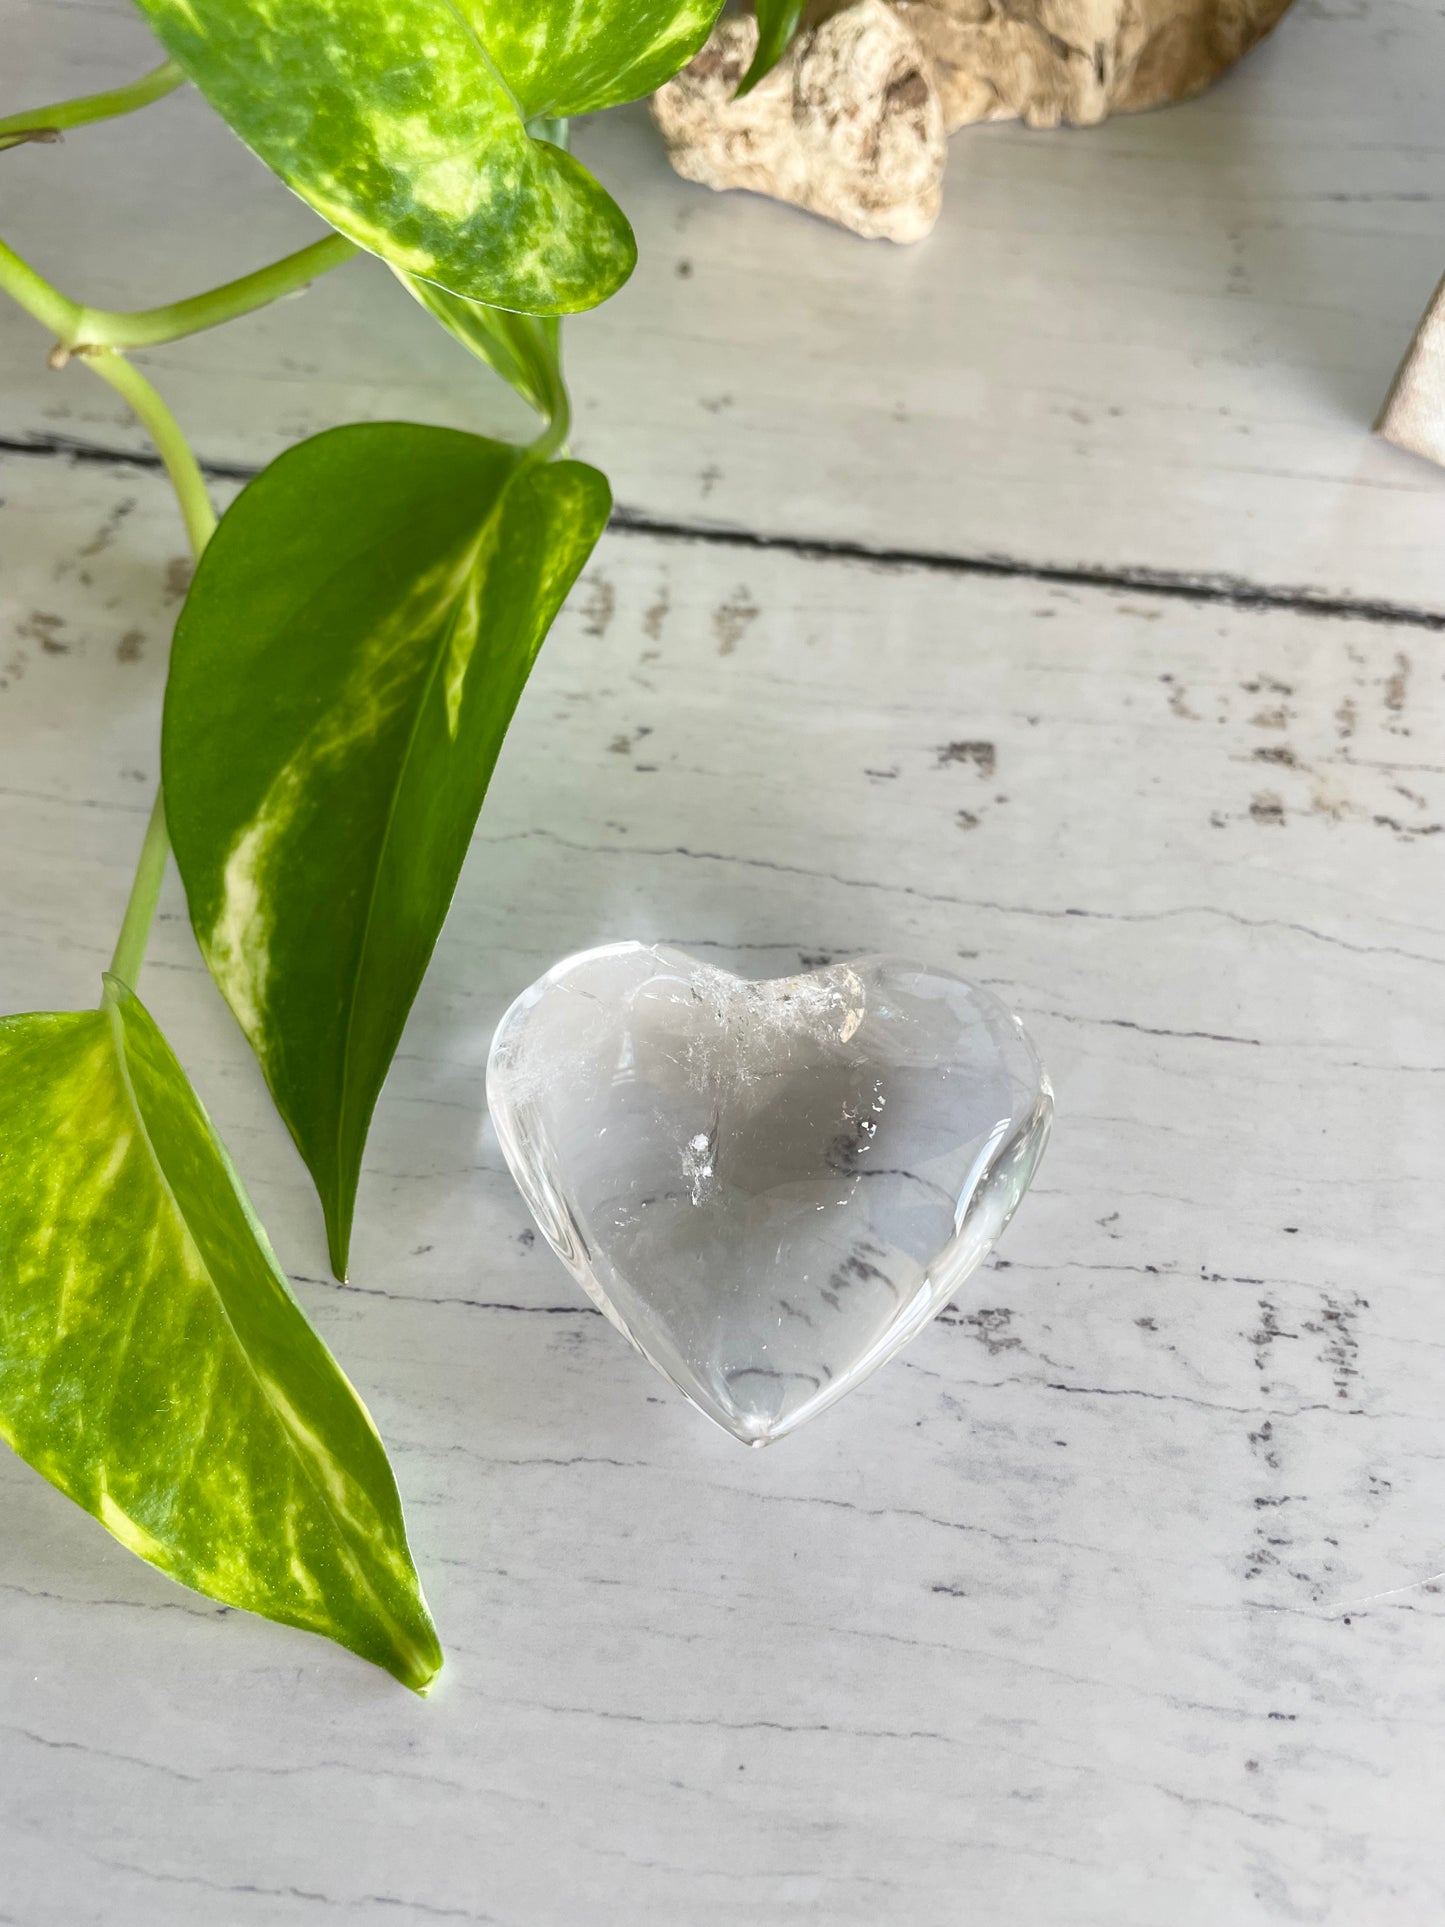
[4,0,1445,612]
[1,447,1442,1922]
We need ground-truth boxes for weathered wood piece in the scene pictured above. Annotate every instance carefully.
[652,6,947,243]
[651,0,1295,241]
[898,0,1296,131]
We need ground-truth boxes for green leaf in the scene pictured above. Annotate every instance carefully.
[130,0,723,313]
[0,980,441,1692]
[398,272,565,424]
[162,423,611,1278]
[737,1,806,96]
[480,0,724,116]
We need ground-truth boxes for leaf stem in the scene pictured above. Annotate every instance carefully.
[81,351,215,990]
[84,349,218,558]
[108,791,173,989]
[0,59,185,152]
[76,234,359,350]
[0,232,357,356]
[526,330,572,463]
[0,235,82,341]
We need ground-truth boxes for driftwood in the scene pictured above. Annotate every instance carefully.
[652,5,946,244]
[652,0,1295,241]
[895,0,1294,132]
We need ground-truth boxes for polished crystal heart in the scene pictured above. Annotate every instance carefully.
[486,944,1052,1446]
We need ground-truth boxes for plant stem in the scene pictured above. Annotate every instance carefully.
[0,232,356,357]
[77,353,216,991]
[0,59,184,152]
[0,235,82,341]
[84,349,218,558]
[108,790,173,989]
[76,234,358,350]
[527,344,572,463]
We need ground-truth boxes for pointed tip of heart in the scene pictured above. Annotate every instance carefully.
[705,1388,813,1449]
[727,1417,780,1450]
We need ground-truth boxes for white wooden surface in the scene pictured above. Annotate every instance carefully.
[3,4,1445,1924]
[4,0,1445,608]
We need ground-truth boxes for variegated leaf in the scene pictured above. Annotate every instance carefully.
[130,0,722,313]
[0,979,441,1692]
[482,0,723,117]
[162,423,611,1277]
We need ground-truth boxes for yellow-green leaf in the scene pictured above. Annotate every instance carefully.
[0,981,441,1692]
[130,0,722,312]
[482,0,724,116]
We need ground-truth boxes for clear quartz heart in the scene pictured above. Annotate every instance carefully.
[486,943,1052,1446]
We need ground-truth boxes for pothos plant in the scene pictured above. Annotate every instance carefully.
[0,1,803,1691]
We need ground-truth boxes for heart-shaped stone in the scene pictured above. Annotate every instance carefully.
[487,944,1052,1446]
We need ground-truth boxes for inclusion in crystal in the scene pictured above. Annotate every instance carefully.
[486,944,1052,1446]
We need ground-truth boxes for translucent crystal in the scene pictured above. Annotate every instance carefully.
[486,944,1052,1446]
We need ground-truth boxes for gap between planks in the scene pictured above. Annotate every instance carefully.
[3,430,1443,637]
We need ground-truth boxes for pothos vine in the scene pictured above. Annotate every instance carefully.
[0,2,800,1690]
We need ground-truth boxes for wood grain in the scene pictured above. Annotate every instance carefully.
[4,0,1444,1915]
[3,0,1445,609]
[0,446,1441,1923]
